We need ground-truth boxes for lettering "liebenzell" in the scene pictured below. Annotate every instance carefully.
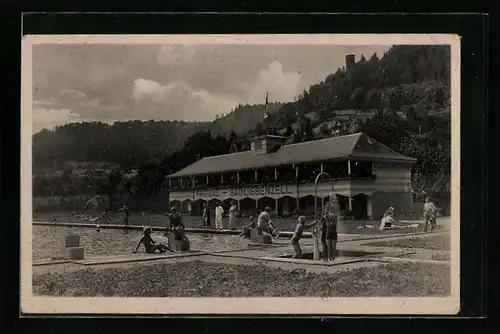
[195,185,295,198]
[229,185,294,197]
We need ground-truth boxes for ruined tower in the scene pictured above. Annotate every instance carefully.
[345,54,355,72]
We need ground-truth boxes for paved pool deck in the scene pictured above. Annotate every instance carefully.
[33,228,451,276]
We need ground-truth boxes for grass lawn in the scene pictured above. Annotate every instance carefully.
[431,252,451,261]
[364,234,451,251]
[33,260,450,297]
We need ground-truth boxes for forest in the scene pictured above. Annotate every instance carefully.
[32,45,451,205]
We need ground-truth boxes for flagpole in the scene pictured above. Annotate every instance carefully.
[264,92,269,134]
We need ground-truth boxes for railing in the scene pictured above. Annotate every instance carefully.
[168,174,376,190]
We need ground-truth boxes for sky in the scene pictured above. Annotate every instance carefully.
[32,44,390,133]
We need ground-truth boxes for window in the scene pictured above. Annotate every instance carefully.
[222,172,238,186]
[350,161,373,178]
[297,163,321,182]
[194,175,207,187]
[276,165,296,182]
[322,161,349,179]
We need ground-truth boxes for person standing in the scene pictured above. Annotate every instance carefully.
[423,197,438,232]
[215,202,224,230]
[228,201,238,230]
[202,202,211,228]
[118,204,130,228]
[320,195,340,261]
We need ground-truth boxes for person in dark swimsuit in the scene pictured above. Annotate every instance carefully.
[202,202,211,228]
[168,207,188,241]
[321,213,338,261]
[133,227,172,253]
[321,196,340,261]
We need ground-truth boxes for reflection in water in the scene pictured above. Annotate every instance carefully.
[32,226,249,260]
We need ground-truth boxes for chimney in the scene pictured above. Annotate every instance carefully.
[250,134,288,154]
[346,54,355,72]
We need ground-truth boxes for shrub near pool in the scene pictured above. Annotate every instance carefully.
[365,234,451,251]
[33,260,450,297]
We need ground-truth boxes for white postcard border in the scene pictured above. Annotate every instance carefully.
[21,34,461,315]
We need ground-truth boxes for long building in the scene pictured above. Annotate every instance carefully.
[165,132,416,220]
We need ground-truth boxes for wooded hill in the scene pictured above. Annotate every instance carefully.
[33,45,451,200]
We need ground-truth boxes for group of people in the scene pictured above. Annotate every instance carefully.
[202,201,240,230]
[238,206,280,240]
[379,197,439,232]
[134,206,188,254]
[291,196,340,260]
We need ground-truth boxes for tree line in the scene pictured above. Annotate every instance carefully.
[33,45,451,203]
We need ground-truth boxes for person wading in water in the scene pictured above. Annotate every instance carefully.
[167,207,188,241]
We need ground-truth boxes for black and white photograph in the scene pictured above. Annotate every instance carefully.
[21,34,460,314]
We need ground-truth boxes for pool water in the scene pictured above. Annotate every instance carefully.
[32,225,249,260]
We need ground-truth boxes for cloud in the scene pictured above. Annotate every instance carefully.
[239,61,301,104]
[32,107,81,134]
[130,60,301,121]
[132,79,238,121]
[59,89,86,99]
[156,45,199,66]
[32,44,391,131]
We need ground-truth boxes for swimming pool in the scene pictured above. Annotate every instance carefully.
[32,225,250,260]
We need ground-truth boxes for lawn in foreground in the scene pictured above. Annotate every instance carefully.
[364,234,451,251]
[33,260,450,297]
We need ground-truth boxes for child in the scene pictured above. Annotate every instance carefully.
[133,227,172,254]
[291,216,316,259]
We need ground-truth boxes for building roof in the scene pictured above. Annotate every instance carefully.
[166,132,416,178]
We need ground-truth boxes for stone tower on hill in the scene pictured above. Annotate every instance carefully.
[345,54,355,72]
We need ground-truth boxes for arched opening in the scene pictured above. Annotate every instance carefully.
[278,196,297,217]
[239,197,256,216]
[181,200,192,215]
[351,194,368,220]
[191,199,205,216]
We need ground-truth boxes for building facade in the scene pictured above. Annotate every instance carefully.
[165,132,416,220]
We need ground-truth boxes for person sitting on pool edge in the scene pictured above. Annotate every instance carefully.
[133,227,173,254]
[237,215,256,239]
[379,206,395,230]
[257,207,280,240]
[291,215,316,259]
